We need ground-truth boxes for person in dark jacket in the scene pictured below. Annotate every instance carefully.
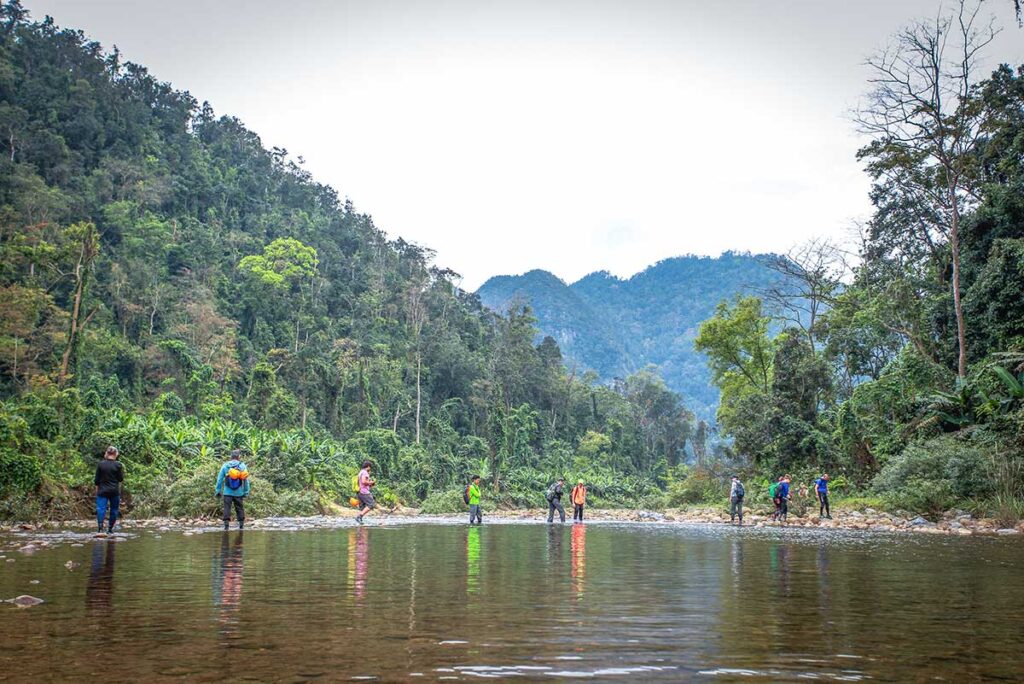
[94,446,124,534]
[546,478,566,523]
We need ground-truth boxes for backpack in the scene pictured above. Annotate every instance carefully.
[351,473,360,494]
[768,482,779,499]
[545,483,558,503]
[463,484,471,505]
[734,482,745,498]
[225,465,249,491]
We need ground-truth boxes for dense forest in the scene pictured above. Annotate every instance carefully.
[477,253,786,421]
[0,2,695,519]
[694,3,1024,519]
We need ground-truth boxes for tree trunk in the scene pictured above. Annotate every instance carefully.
[949,186,968,378]
[58,250,88,387]
[414,352,422,444]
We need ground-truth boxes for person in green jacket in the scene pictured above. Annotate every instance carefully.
[467,475,482,525]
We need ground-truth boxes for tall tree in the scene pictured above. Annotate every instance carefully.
[856,0,997,377]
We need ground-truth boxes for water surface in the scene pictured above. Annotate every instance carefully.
[1,521,1021,681]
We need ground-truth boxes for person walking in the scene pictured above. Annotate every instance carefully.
[546,478,566,523]
[356,460,377,524]
[778,475,792,523]
[769,477,783,521]
[570,480,587,522]
[94,446,123,534]
[815,473,831,519]
[729,475,745,525]
[215,450,250,530]
[467,475,482,525]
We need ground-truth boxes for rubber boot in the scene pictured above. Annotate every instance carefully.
[238,520,244,530]
[223,520,229,531]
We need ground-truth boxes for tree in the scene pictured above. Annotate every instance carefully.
[856,0,998,377]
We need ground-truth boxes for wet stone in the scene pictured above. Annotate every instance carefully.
[10,595,44,607]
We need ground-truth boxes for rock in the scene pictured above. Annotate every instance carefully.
[865,508,878,515]
[10,595,44,607]
[29,579,40,584]
[18,545,38,554]
[948,521,963,530]
[64,560,79,571]
[908,516,931,526]
[996,528,1020,536]
[956,528,973,536]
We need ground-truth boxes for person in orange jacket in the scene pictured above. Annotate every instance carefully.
[570,479,587,522]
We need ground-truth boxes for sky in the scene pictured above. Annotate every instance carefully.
[25,0,1024,289]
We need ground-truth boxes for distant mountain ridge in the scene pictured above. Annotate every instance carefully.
[476,252,785,420]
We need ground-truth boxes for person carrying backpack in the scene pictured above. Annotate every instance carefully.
[729,475,745,525]
[215,450,251,530]
[94,446,124,534]
[778,475,792,523]
[769,477,782,521]
[466,475,482,525]
[570,480,587,522]
[356,460,377,524]
[815,473,831,519]
[546,478,566,523]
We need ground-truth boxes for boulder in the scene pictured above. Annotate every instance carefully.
[996,528,1020,536]
[908,516,931,526]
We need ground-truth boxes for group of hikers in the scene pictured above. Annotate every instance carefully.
[93,446,832,532]
[727,473,832,525]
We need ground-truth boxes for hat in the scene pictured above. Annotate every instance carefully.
[577,479,584,485]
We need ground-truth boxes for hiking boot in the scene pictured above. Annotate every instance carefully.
[238,521,244,530]
[223,520,229,531]
[356,515,363,524]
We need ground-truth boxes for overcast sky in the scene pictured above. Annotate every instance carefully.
[25,0,1024,289]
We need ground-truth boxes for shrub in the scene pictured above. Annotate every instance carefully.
[667,467,724,506]
[165,463,318,518]
[872,435,994,515]
[419,489,466,514]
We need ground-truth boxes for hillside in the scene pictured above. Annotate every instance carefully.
[0,5,698,517]
[477,253,785,419]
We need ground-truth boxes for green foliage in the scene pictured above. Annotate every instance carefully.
[166,463,318,519]
[419,489,467,514]
[872,436,994,515]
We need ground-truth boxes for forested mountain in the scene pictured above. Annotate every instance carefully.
[0,3,693,517]
[477,253,784,419]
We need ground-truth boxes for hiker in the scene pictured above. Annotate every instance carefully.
[729,475,745,524]
[778,474,792,522]
[215,449,250,530]
[356,460,377,524]
[769,477,783,521]
[570,479,587,522]
[94,446,123,534]
[546,478,566,523]
[815,473,831,519]
[466,475,482,525]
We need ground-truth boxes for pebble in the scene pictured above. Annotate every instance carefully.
[29,580,40,584]
[64,561,79,570]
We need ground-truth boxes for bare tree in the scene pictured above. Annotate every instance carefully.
[760,238,848,349]
[855,0,998,378]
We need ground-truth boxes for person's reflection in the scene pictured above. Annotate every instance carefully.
[770,543,792,596]
[729,537,743,588]
[86,540,116,612]
[466,525,480,595]
[571,523,586,599]
[213,532,244,634]
[348,526,369,607]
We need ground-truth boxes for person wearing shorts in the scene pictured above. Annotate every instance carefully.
[356,460,376,524]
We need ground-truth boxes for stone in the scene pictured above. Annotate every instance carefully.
[908,516,931,526]
[11,595,44,607]
[996,528,1020,536]
[29,579,40,584]
[64,560,79,570]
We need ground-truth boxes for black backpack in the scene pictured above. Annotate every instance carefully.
[735,482,745,498]
[545,483,557,502]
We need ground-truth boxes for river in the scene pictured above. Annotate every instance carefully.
[1,520,1021,681]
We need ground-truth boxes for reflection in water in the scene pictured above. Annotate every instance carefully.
[348,527,369,607]
[571,523,586,598]
[466,525,480,595]
[770,543,792,597]
[729,537,742,588]
[213,532,244,634]
[86,541,116,612]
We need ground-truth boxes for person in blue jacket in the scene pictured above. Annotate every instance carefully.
[778,475,792,523]
[815,473,831,519]
[215,450,251,530]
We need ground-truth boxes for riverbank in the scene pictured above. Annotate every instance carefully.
[3,505,1022,537]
